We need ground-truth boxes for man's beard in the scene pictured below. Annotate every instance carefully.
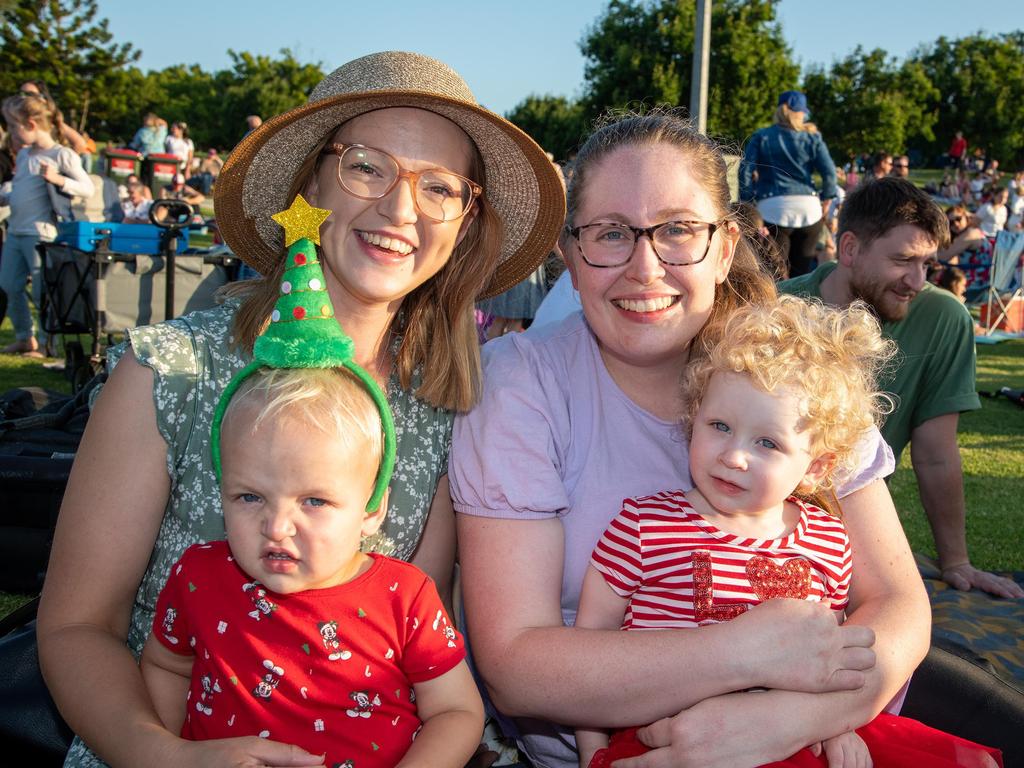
[849,271,914,323]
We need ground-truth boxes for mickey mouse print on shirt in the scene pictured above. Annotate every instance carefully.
[151,542,467,767]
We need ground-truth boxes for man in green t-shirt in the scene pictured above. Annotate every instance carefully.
[780,177,1022,599]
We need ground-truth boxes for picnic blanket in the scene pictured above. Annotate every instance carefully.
[900,554,1024,766]
[976,330,1024,345]
[916,553,1024,684]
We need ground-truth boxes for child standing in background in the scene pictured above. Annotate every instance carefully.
[576,296,1003,768]
[0,93,94,356]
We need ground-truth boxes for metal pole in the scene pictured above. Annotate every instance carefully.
[690,0,711,134]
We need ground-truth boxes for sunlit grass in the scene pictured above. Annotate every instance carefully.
[890,340,1024,572]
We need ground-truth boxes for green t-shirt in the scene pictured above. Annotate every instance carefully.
[779,262,980,460]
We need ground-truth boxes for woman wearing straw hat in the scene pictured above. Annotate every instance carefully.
[38,51,563,768]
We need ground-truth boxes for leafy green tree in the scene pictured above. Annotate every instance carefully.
[578,0,798,144]
[801,47,938,165]
[140,65,220,148]
[910,33,1024,166]
[0,0,140,132]
[87,51,322,151]
[505,94,587,161]
[212,50,324,149]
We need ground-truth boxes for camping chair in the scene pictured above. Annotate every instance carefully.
[979,230,1024,336]
[70,174,122,223]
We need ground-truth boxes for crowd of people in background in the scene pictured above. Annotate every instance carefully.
[1,76,1022,366]
[0,79,258,357]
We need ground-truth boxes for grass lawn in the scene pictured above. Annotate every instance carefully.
[890,338,1024,570]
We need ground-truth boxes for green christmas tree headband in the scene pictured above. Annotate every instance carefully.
[211,194,396,513]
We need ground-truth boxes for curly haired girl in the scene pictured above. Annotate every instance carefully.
[576,295,1002,768]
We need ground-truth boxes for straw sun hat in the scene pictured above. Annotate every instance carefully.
[215,51,565,298]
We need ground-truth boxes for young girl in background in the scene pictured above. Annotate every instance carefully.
[164,121,194,176]
[0,94,93,356]
[576,296,1003,768]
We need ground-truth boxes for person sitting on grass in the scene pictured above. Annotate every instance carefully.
[121,180,153,223]
[37,51,562,768]
[938,266,968,303]
[187,148,223,196]
[779,178,1023,598]
[159,172,205,207]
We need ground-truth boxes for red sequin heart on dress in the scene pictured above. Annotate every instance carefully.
[745,555,812,600]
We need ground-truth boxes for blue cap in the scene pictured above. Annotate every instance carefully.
[779,90,810,117]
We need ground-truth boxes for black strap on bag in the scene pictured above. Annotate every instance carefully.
[0,597,73,764]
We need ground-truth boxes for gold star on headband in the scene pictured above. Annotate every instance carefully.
[271,194,332,247]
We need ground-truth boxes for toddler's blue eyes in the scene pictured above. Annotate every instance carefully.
[306,498,327,508]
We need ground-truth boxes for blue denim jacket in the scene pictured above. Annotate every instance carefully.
[739,124,837,202]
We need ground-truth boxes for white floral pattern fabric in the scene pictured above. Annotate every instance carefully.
[64,299,452,767]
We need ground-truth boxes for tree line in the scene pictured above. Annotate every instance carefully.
[510,0,1024,166]
[3,0,1022,167]
[0,0,323,151]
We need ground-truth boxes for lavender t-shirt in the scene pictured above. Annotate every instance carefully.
[450,311,894,628]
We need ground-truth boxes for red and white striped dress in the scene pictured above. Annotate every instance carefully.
[588,491,1004,768]
[590,490,851,627]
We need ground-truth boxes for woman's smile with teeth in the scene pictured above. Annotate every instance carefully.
[358,231,414,255]
[613,296,677,312]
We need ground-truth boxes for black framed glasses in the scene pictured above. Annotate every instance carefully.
[324,143,482,223]
[567,220,721,268]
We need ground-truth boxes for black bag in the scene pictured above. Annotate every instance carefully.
[0,378,100,592]
[903,638,1024,767]
[0,597,73,765]
[0,380,103,762]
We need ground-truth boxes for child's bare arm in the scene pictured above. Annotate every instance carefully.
[817,730,872,768]
[139,634,193,734]
[573,565,632,766]
[397,661,483,768]
[576,727,611,768]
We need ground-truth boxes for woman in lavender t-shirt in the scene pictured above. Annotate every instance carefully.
[450,112,930,768]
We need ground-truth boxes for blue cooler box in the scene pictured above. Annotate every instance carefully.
[56,222,190,255]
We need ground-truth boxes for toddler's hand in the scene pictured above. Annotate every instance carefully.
[818,730,872,768]
[40,161,64,187]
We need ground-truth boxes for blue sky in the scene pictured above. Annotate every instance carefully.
[99,0,1023,115]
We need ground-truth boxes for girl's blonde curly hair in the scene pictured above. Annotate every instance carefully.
[682,295,896,500]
